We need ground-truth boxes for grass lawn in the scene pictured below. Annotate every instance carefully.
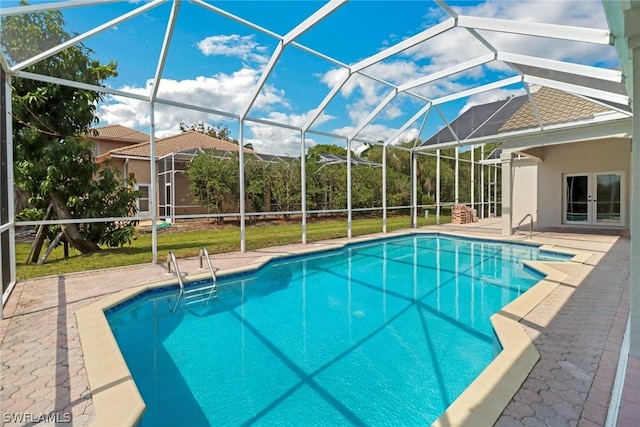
[15,214,450,280]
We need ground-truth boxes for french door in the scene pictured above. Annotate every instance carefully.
[564,172,623,226]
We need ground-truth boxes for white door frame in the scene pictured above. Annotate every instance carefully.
[135,183,151,217]
[164,182,173,224]
[563,171,625,226]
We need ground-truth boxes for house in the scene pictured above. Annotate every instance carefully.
[96,130,252,219]
[501,88,632,234]
[94,128,386,220]
[421,86,633,234]
[88,124,150,157]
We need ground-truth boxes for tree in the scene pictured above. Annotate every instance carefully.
[308,144,349,157]
[185,150,239,223]
[244,156,268,221]
[360,141,414,206]
[361,142,410,174]
[386,168,411,208]
[352,166,381,209]
[363,140,466,206]
[307,162,347,211]
[2,2,139,254]
[267,160,301,219]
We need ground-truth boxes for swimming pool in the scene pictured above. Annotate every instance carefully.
[107,234,571,426]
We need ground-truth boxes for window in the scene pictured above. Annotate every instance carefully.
[137,184,150,214]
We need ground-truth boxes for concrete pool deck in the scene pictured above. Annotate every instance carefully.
[0,218,636,426]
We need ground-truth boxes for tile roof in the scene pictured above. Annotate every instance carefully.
[421,94,530,146]
[91,125,150,142]
[499,87,611,132]
[104,131,251,159]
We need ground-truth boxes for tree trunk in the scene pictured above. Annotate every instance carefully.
[26,203,53,263]
[49,192,101,254]
[38,230,64,265]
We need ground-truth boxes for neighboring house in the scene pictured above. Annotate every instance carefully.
[95,129,383,221]
[96,130,252,219]
[422,86,633,234]
[88,125,150,157]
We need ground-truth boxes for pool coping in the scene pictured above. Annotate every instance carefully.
[75,231,590,427]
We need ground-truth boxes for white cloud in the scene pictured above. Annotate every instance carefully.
[384,104,402,120]
[98,68,289,138]
[458,87,526,115]
[404,27,491,70]
[99,79,339,156]
[320,67,412,127]
[320,69,378,103]
[99,1,616,157]
[244,111,336,156]
[332,122,420,148]
[197,34,269,65]
[401,0,616,81]
[412,78,476,102]
[317,0,615,132]
[417,0,617,66]
[464,0,606,28]
[244,128,302,157]
[365,60,427,86]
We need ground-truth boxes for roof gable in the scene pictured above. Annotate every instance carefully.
[103,131,251,159]
[91,125,149,142]
[499,87,613,132]
[422,95,529,146]
[421,86,625,148]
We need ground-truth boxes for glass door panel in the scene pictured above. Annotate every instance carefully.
[565,175,589,223]
[596,173,622,224]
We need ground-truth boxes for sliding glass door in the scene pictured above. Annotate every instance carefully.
[564,172,623,226]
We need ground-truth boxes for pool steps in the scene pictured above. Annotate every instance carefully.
[167,247,218,309]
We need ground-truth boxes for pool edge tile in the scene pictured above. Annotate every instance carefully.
[78,234,583,427]
[76,278,185,427]
[431,310,541,427]
[76,303,145,427]
[431,252,587,427]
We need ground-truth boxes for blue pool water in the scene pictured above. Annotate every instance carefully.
[107,235,571,426]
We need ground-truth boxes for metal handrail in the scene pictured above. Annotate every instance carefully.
[199,247,218,296]
[167,251,184,295]
[515,213,534,239]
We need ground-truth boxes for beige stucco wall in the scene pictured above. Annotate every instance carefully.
[129,160,215,217]
[511,158,538,229]
[510,138,630,230]
[125,159,152,185]
[93,139,136,156]
[98,158,209,217]
[173,173,208,216]
[97,158,150,185]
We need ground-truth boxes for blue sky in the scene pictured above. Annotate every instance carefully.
[3,0,621,155]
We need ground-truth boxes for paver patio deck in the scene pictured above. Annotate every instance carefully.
[0,219,635,426]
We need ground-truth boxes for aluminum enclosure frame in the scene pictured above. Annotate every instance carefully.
[0,0,633,319]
